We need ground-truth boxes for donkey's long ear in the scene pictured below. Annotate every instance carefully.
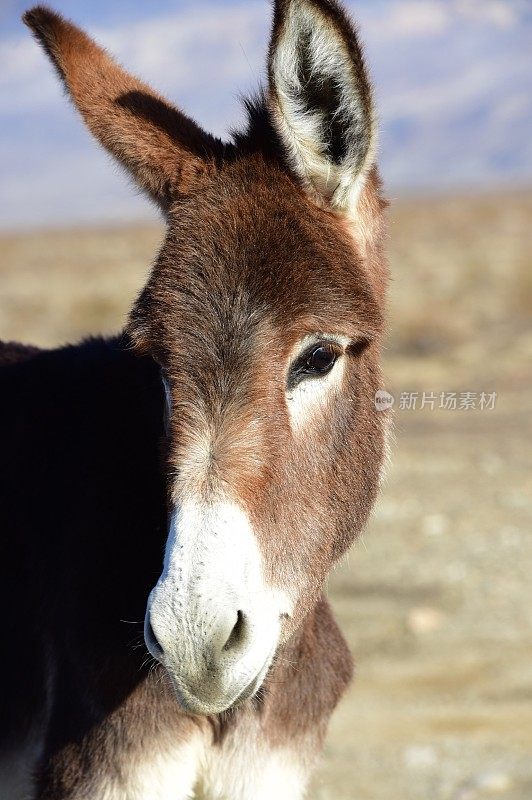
[268,0,376,216]
[23,6,218,210]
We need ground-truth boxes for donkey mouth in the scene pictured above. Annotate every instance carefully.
[144,606,281,715]
[230,646,276,708]
[167,644,277,717]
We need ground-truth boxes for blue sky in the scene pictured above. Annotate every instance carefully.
[0,0,531,228]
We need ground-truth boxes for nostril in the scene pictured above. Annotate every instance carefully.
[145,616,164,661]
[223,609,247,654]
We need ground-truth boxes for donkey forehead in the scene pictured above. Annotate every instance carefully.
[147,163,380,349]
[165,161,361,274]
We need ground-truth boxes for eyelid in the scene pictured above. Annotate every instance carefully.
[345,336,371,357]
[295,339,343,367]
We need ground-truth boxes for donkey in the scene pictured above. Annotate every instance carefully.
[0,1,388,797]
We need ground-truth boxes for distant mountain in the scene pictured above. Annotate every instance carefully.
[0,0,530,227]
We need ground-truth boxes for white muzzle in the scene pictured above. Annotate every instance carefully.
[145,501,290,714]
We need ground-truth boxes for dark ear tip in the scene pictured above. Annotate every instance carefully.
[273,0,341,12]
[22,6,61,35]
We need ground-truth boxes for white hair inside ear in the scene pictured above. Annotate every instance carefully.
[269,0,376,218]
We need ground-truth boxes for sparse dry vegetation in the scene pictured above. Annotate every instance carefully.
[1,191,531,799]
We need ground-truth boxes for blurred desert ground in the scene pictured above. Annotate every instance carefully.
[0,191,531,800]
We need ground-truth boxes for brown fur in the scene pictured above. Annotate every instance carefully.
[23,6,223,209]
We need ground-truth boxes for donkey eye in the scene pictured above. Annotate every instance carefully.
[306,345,337,374]
[288,341,341,388]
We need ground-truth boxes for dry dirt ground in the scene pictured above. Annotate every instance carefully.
[1,192,531,799]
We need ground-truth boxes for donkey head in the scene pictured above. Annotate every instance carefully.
[25,0,388,715]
